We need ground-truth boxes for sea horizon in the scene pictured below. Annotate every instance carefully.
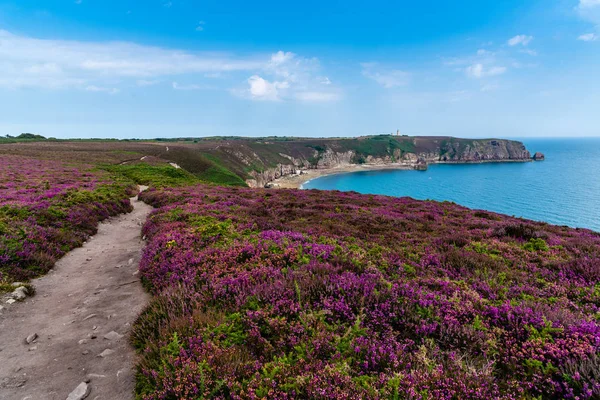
[303,137,600,232]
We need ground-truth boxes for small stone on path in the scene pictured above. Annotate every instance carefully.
[98,349,114,358]
[66,381,91,400]
[12,286,29,301]
[103,331,123,341]
[25,333,38,344]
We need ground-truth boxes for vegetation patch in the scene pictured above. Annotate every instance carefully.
[103,164,200,188]
[0,155,135,290]
[133,184,600,399]
[195,154,248,187]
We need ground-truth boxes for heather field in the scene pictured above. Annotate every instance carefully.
[0,155,135,289]
[2,150,599,399]
[133,185,600,399]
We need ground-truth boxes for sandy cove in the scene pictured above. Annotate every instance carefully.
[270,163,417,189]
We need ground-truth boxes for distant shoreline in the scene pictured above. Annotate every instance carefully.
[270,164,414,189]
[271,159,534,189]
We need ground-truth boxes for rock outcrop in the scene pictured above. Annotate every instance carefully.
[533,152,545,161]
[316,149,355,168]
[246,164,299,188]
[436,139,531,162]
[415,158,428,171]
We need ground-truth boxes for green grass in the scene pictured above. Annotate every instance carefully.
[198,155,249,187]
[104,161,246,188]
[103,164,200,188]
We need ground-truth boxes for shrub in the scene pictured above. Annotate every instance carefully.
[133,184,600,399]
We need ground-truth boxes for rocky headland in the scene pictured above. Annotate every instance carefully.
[242,136,534,188]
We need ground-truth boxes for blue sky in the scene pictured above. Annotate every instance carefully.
[0,0,599,138]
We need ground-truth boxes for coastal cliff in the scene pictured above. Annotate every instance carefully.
[236,136,532,187]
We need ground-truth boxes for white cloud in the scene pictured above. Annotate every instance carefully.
[0,30,338,102]
[443,48,497,68]
[163,1,172,7]
[196,21,205,32]
[577,0,600,25]
[237,51,337,102]
[266,51,319,83]
[0,29,263,91]
[361,63,410,88]
[246,75,287,101]
[579,0,600,8]
[466,63,506,79]
[508,35,534,46]
[466,64,484,78]
[578,33,598,41]
[270,51,295,66]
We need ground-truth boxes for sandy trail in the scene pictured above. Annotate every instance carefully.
[0,190,152,400]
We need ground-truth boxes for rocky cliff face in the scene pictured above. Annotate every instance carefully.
[246,164,299,188]
[316,149,355,168]
[243,137,532,188]
[436,140,531,162]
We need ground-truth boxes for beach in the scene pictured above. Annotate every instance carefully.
[270,163,416,189]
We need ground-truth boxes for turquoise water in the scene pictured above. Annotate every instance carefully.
[303,138,600,232]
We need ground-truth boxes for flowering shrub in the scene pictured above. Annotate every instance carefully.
[0,155,135,286]
[133,185,600,399]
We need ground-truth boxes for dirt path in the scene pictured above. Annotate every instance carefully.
[0,190,152,400]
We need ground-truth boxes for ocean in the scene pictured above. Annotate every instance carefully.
[302,138,600,232]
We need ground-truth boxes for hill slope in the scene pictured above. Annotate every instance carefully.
[0,135,533,188]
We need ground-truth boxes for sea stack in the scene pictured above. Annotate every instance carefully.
[533,152,545,161]
[415,158,428,171]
